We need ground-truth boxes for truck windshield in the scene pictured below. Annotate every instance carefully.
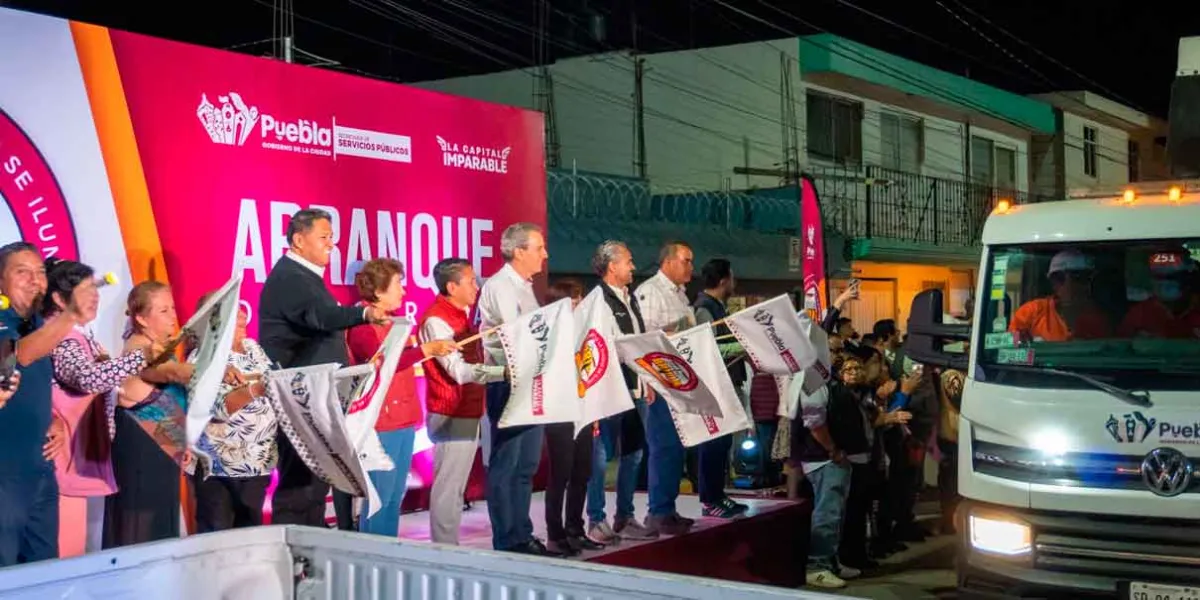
[979,239,1200,391]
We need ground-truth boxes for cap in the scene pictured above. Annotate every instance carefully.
[1148,249,1196,278]
[1047,250,1094,276]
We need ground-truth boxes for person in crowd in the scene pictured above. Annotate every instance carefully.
[871,319,932,547]
[44,259,148,556]
[420,258,507,545]
[588,240,656,545]
[258,208,389,530]
[185,291,277,533]
[1009,249,1111,341]
[748,365,783,489]
[692,258,750,519]
[345,259,457,538]
[873,319,912,379]
[841,345,919,569]
[105,281,195,548]
[478,223,551,555]
[1118,249,1200,338]
[542,278,600,556]
[834,318,858,345]
[633,240,696,536]
[796,347,875,588]
[937,298,971,536]
[0,241,87,566]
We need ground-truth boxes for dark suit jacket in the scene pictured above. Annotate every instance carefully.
[258,256,366,369]
[598,283,647,457]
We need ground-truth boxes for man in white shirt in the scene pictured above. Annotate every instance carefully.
[419,258,507,545]
[633,240,697,536]
[475,223,552,555]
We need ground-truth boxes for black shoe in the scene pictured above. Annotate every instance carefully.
[510,539,563,557]
[546,539,580,557]
[568,535,605,551]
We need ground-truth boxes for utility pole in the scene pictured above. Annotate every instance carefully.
[532,0,561,167]
[632,9,647,179]
[272,0,340,68]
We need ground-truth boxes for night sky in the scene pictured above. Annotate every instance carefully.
[2,0,1190,117]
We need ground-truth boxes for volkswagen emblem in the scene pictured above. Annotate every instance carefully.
[1141,447,1194,497]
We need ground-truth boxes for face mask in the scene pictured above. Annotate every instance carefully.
[1154,279,1184,302]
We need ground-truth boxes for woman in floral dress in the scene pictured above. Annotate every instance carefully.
[187,293,277,532]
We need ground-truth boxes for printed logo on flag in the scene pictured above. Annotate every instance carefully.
[701,414,720,434]
[753,308,801,370]
[634,352,699,392]
[575,329,610,398]
[529,312,551,416]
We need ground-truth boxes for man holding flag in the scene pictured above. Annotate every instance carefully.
[419,258,508,545]
[477,223,552,555]
[633,240,697,536]
[587,241,657,545]
[692,258,750,519]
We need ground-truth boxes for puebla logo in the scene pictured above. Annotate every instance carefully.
[575,329,610,397]
[0,107,80,261]
[635,351,699,392]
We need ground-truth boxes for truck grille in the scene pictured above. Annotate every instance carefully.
[1030,512,1200,584]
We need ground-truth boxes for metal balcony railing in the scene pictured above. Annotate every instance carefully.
[809,165,1053,247]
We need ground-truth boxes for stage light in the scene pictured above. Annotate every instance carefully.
[741,438,757,452]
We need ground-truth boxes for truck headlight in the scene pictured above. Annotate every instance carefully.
[969,513,1032,556]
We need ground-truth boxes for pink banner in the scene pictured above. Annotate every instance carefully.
[800,176,828,321]
[108,30,546,331]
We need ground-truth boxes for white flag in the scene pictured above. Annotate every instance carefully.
[184,274,242,447]
[497,298,580,428]
[342,319,415,472]
[668,324,751,448]
[266,363,382,516]
[725,294,818,376]
[573,288,634,435]
[778,311,833,418]
[615,330,723,417]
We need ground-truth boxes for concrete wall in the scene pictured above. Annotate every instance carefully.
[1061,111,1130,190]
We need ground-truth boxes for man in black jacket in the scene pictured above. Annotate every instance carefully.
[585,240,659,544]
[259,208,389,528]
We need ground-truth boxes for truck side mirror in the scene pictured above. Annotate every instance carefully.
[906,289,971,371]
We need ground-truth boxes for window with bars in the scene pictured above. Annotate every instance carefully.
[1083,125,1098,177]
[880,111,924,172]
[806,91,863,165]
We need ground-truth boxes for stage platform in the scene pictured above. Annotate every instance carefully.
[397,491,811,588]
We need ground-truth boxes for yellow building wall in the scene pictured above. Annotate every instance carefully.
[833,261,975,334]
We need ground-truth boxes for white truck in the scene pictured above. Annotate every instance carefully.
[907,184,1200,599]
[904,35,1200,599]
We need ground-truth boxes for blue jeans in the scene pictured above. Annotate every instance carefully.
[359,427,417,537]
[485,382,544,550]
[0,468,59,566]
[755,420,779,479]
[645,397,685,517]
[587,399,646,524]
[807,462,852,573]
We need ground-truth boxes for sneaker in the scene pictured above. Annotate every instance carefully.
[646,513,691,536]
[805,570,846,589]
[672,512,696,527]
[614,516,660,540]
[837,565,862,580]
[702,501,742,519]
[587,521,621,545]
[721,497,749,514]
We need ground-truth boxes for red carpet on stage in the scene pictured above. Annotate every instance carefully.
[586,496,810,588]
[396,491,810,589]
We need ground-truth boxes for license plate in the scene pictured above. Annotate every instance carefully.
[1130,582,1200,600]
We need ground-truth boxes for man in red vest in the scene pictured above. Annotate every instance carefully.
[419,258,508,545]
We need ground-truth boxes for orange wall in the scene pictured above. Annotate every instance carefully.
[836,261,975,332]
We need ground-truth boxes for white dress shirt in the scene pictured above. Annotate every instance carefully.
[287,252,325,277]
[477,262,541,366]
[420,310,507,385]
[634,270,695,333]
[604,282,642,334]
